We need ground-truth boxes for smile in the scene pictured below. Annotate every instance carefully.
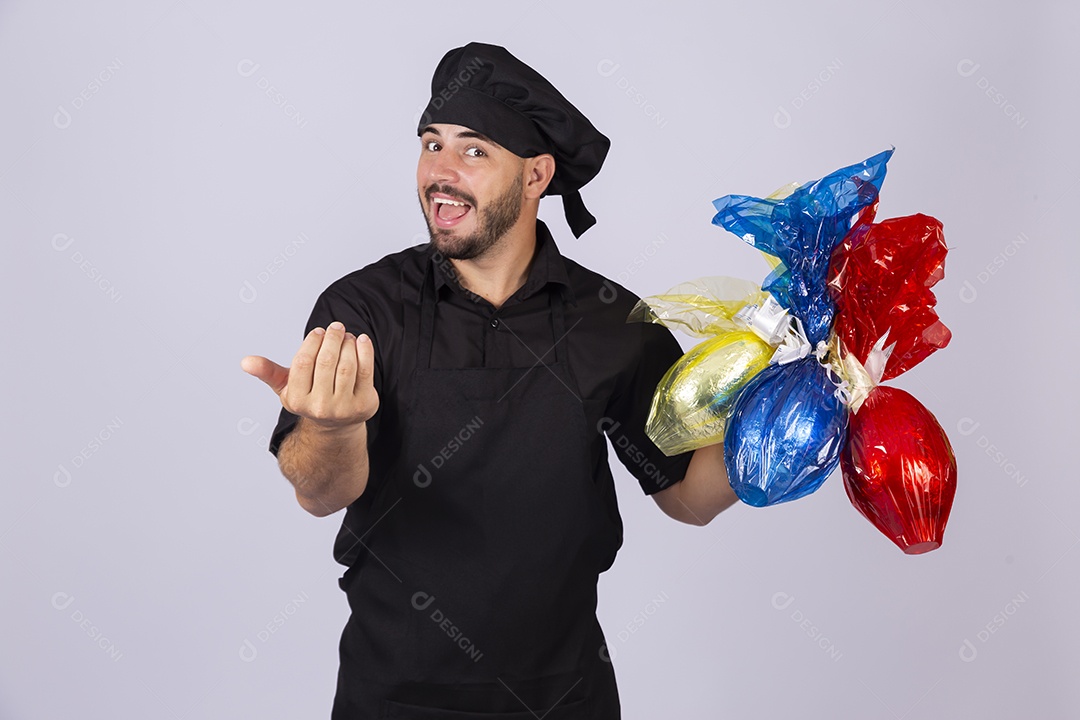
[431,195,473,228]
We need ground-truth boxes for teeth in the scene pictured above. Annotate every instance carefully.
[433,197,467,206]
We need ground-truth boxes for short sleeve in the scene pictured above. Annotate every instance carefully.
[604,320,693,495]
[268,286,381,457]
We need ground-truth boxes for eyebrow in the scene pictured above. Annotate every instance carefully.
[420,126,503,149]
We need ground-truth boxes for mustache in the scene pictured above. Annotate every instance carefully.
[425,184,477,207]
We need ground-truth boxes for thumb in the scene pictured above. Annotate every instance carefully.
[241,355,290,397]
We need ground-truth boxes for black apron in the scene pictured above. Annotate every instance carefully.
[331,259,622,719]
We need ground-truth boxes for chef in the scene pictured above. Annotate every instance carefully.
[242,41,737,719]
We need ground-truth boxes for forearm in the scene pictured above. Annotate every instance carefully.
[653,443,738,525]
[277,417,370,517]
[677,446,739,524]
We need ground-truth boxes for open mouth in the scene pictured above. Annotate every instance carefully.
[432,196,473,228]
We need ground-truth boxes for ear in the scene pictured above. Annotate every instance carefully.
[522,154,555,200]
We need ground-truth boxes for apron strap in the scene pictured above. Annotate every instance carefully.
[418,255,436,370]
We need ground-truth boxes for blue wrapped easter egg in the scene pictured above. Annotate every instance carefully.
[724,357,849,507]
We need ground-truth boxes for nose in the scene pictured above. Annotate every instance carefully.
[425,148,461,186]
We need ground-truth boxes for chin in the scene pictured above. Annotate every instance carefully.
[425,229,469,258]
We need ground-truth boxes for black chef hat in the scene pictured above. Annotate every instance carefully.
[417,42,610,239]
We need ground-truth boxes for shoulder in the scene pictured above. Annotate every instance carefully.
[560,256,674,376]
[561,255,685,370]
[321,243,428,305]
[561,255,643,320]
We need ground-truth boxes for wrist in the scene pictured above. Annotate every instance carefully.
[299,416,367,438]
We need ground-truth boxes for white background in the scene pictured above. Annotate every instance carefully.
[2,1,1076,718]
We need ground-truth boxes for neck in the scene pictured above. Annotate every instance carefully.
[449,218,539,309]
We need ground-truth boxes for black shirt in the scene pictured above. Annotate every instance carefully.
[269,219,694,566]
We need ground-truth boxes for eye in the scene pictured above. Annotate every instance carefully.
[465,146,486,158]
[424,140,440,152]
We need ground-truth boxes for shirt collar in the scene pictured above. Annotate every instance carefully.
[425,219,576,307]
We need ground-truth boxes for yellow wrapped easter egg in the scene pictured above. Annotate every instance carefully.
[646,331,773,456]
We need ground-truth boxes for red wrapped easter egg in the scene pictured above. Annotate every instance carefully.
[841,386,957,554]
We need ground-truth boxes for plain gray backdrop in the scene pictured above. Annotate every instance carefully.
[3,1,1077,718]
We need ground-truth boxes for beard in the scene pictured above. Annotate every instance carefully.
[419,173,524,260]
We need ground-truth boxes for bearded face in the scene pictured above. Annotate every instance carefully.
[417,123,531,261]
[418,172,524,260]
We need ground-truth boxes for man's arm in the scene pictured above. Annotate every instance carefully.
[278,417,369,517]
[651,443,738,526]
[243,320,380,517]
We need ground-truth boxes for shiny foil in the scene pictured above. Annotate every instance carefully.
[712,150,893,345]
[828,207,952,380]
[841,386,957,554]
[646,331,773,456]
[724,357,849,507]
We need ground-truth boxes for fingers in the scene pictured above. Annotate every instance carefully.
[289,327,327,398]
[312,321,346,395]
[335,332,359,396]
[354,333,375,396]
[241,355,290,395]
[280,321,373,426]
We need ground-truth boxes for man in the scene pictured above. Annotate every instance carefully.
[242,42,737,719]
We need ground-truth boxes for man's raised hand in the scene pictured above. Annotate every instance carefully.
[241,321,379,429]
